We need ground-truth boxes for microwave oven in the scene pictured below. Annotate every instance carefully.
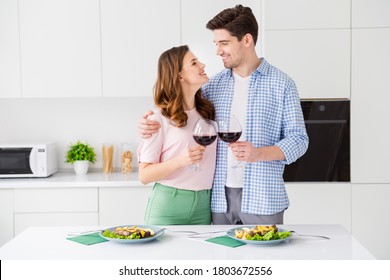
[0,142,58,178]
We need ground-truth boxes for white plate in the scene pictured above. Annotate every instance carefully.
[100,225,164,244]
[226,227,291,245]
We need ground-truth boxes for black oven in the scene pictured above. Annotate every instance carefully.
[283,99,350,182]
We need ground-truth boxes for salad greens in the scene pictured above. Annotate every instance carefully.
[245,229,290,241]
[102,228,156,240]
[102,230,141,240]
[101,226,156,240]
[234,225,291,241]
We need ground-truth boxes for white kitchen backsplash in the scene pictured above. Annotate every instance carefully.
[0,97,154,171]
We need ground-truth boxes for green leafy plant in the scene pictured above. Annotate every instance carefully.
[65,141,97,164]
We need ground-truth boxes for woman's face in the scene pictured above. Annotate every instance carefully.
[179,51,209,88]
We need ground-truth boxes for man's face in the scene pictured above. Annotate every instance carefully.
[213,29,245,69]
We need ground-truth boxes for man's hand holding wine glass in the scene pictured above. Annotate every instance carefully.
[216,114,245,168]
[229,141,257,162]
[230,142,286,162]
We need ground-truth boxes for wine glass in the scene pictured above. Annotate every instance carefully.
[190,118,217,171]
[216,115,244,168]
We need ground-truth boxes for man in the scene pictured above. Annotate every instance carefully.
[138,5,308,225]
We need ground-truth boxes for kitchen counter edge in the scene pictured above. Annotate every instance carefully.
[0,172,150,189]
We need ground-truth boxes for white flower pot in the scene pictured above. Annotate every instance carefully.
[73,160,89,175]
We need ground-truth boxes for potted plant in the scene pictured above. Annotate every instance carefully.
[65,141,97,175]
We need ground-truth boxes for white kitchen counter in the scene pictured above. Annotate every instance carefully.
[0,171,342,189]
[0,224,375,260]
[0,171,146,188]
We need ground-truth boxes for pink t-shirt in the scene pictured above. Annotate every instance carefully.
[137,109,216,191]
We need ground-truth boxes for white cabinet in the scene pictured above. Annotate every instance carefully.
[264,29,350,99]
[13,188,99,235]
[352,184,390,260]
[352,0,390,28]
[100,0,180,97]
[0,190,14,246]
[263,0,351,99]
[285,183,351,232]
[264,0,350,29]
[0,0,21,98]
[351,28,390,183]
[18,0,101,97]
[181,0,263,77]
[1,184,152,244]
[99,186,152,226]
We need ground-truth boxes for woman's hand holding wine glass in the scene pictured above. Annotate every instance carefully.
[190,118,217,171]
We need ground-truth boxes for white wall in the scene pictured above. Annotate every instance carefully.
[0,97,154,170]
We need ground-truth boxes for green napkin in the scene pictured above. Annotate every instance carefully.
[67,232,108,246]
[206,235,246,248]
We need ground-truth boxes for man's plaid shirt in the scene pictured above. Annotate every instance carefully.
[203,58,308,215]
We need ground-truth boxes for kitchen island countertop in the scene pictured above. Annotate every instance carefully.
[0,224,375,260]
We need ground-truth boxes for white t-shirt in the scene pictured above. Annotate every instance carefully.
[226,72,250,188]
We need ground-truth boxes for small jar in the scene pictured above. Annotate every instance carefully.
[120,143,133,174]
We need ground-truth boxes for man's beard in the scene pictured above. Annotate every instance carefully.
[223,61,239,69]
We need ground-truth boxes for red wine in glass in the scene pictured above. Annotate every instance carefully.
[217,132,242,143]
[193,135,217,146]
[191,118,217,171]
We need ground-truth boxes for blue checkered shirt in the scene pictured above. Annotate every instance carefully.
[202,58,308,215]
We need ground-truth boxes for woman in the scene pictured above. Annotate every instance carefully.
[137,45,216,225]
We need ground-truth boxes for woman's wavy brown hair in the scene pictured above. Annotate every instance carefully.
[153,45,215,128]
